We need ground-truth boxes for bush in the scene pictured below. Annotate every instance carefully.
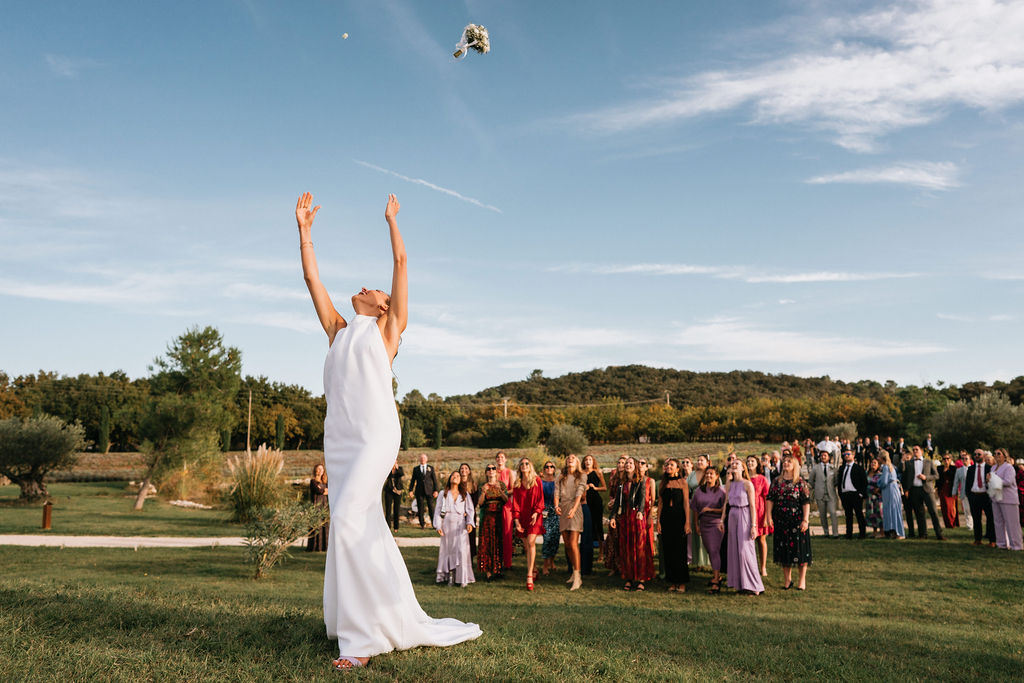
[479,417,540,449]
[447,429,483,447]
[820,422,858,442]
[0,415,87,501]
[243,501,329,579]
[545,423,588,458]
[405,427,427,449]
[930,392,1024,453]
[227,443,284,522]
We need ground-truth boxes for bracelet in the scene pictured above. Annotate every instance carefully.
[300,241,313,248]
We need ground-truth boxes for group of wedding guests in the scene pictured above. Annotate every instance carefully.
[802,441,1023,551]
[399,449,815,595]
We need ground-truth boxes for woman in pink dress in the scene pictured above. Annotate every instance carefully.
[495,451,515,570]
[511,457,545,589]
[746,455,771,577]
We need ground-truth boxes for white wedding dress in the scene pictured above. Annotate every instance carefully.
[322,315,482,657]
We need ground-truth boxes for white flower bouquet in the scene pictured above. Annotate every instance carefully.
[454,24,490,59]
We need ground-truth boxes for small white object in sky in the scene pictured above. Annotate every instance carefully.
[453,24,489,59]
[342,33,349,40]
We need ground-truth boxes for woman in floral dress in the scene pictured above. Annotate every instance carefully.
[765,453,812,591]
[602,456,626,575]
[610,456,655,591]
[476,465,508,580]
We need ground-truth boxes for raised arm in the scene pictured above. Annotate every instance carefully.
[382,194,407,360]
[296,192,346,341]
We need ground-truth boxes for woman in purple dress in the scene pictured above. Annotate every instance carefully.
[691,467,727,594]
[724,460,764,596]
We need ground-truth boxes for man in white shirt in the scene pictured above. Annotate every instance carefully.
[899,445,945,540]
[836,449,867,539]
[809,451,839,538]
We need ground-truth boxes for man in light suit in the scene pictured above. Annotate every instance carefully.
[965,450,996,546]
[836,449,868,539]
[809,450,839,538]
[900,445,945,540]
[408,452,440,528]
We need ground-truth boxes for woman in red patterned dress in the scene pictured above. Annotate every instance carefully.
[610,456,655,591]
[746,455,772,577]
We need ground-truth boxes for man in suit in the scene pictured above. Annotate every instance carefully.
[855,438,867,467]
[836,449,868,539]
[408,452,439,528]
[900,445,945,540]
[965,450,996,546]
[895,437,906,456]
[923,433,936,455]
[809,451,839,538]
[870,435,881,457]
[883,436,895,454]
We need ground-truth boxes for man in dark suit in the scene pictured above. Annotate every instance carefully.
[883,436,895,454]
[836,449,868,538]
[408,452,439,528]
[923,433,936,455]
[900,445,945,540]
[965,450,996,546]
[855,438,867,467]
[870,435,881,457]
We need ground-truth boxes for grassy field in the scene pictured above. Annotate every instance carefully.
[1,530,1021,682]
[0,483,234,536]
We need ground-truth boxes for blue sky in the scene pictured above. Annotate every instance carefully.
[1,0,1022,398]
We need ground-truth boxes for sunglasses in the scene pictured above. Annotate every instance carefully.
[544,465,555,469]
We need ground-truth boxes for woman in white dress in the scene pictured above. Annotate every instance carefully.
[296,192,482,671]
[433,471,476,586]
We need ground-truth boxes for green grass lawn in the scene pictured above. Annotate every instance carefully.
[1,529,1021,682]
[0,482,235,536]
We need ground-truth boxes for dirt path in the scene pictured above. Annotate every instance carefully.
[0,534,443,549]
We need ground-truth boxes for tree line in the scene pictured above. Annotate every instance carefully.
[2,330,1023,457]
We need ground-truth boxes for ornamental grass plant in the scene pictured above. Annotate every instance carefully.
[227,443,284,523]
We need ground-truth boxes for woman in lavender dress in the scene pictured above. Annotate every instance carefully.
[691,467,726,594]
[724,460,764,596]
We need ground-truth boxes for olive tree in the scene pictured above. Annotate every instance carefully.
[0,415,86,502]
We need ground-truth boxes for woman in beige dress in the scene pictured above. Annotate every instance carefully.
[555,453,588,591]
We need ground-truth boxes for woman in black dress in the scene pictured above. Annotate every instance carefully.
[656,458,690,592]
[383,460,404,532]
[765,453,812,590]
[307,463,330,551]
[459,463,479,558]
[581,454,606,575]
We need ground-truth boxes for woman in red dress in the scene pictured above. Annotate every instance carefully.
[610,456,655,591]
[495,451,515,570]
[746,455,772,577]
[511,457,544,590]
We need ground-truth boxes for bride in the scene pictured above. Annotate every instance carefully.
[295,192,482,671]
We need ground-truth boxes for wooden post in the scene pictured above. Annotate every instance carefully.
[42,501,52,530]
[665,390,670,407]
[502,398,509,419]
[246,389,252,454]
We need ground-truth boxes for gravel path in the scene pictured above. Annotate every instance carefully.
[0,534,443,549]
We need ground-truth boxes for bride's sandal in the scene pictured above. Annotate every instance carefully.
[332,656,367,671]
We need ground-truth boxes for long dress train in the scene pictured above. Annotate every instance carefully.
[322,315,482,657]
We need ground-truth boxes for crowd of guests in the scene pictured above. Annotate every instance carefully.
[307,438,1024,585]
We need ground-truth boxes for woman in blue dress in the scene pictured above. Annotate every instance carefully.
[540,461,561,575]
[878,452,905,539]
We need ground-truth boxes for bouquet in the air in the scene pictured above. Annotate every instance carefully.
[454,24,490,59]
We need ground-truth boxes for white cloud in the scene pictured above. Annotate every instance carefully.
[806,161,961,190]
[672,317,949,363]
[353,160,501,213]
[573,0,1024,151]
[44,54,102,78]
[937,312,973,321]
[778,299,796,305]
[553,262,921,284]
[989,313,1016,322]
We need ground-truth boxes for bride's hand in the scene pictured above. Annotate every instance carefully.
[384,193,400,223]
[296,192,320,232]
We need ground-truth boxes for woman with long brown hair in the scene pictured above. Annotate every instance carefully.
[433,471,476,587]
[724,459,764,595]
[766,453,812,590]
[657,458,690,593]
[581,454,605,575]
[512,458,544,590]
[602,455,627,575]
[691,467,726,593]
[459,463,479,557]
[610,456,654,591]
[555,453,588,591]
[307,463,329,551]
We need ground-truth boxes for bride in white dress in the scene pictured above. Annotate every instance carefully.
[295,192,482,672]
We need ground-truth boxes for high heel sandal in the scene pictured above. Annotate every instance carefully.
[526,577,534,591]
[707,580,721,594]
